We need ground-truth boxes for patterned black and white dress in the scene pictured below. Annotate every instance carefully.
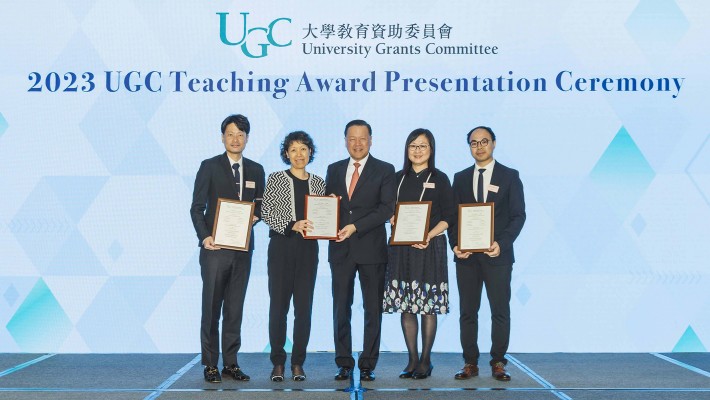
[383,168,456,315]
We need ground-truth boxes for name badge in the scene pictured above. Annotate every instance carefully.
[423,182,436,189]
[488,184,499,193]
[245,181,256,189]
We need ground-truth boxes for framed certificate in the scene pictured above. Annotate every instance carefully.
[389,201,432,245]
[458,203,494,252]
[211,198,255,251]
[304,195,339,240]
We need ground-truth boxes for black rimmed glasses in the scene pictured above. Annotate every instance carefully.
[408,144,430,152]
[469,138,490,149]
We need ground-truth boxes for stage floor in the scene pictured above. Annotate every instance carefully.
[0,352,708,399]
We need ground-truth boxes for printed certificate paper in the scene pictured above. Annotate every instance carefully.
[304,195,339,240]
[458,203,494,252]
[390,201,432,245]
[212,198,255,251]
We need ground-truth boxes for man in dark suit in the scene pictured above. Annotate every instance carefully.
[325,119,396,382]
[190,114,265,383]
[448,126,526,382]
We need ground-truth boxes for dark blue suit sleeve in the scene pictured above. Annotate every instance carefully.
[325,164,336,196]
[448,171,463,249]
[190,160,211,244]
[496,170,526,253]
[438,172,457,228]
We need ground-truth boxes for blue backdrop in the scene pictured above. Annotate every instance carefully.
[1,0,708,353]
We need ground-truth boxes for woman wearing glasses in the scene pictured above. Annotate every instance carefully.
[383,128,456,379]
[261,131,325,382]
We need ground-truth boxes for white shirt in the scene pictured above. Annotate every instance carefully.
[474,159,495,202]
[227,155,243,199]
[346,153,369,193]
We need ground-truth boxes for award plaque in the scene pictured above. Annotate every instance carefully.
[458,203,494,252]
[211,198,255,251]
[304,195,339,240]
[389,201,432,245]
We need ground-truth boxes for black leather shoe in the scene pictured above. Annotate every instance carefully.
[222,364,250,381]
[412,364,433,379]
[360,368,375,381]
[204,366,221,383]
[270,365,284,382]
[291,365,306,381]
[492,362,511,381]
[399,369,414,379]
[334,366,352,381]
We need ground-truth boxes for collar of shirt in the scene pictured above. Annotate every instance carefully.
[227,155,242,169]
[475,158,495,172]
[349,153,369,170]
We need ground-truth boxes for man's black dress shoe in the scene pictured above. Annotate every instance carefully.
[222,364,250,381]
[334,366,352,381]
[360,368,375,381]
[204,366,221,383]
[291,365,306,381]
[270,364,284,382]
[412,364,433,379]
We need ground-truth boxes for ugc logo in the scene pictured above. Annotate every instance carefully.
[217,12,292,58]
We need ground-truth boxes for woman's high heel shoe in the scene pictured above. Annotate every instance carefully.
[399,368,414,379]
[411,364,433,379]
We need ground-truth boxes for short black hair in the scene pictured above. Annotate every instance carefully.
[403,128,436,174]
[280,131,316,165]
[221,114,250,135]
[344,119,372,137]
[466,126,496,144]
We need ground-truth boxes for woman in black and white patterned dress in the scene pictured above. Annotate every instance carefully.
[261,131,325,382]
[383,128,456,379]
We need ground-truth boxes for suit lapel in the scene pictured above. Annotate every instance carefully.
[241,159,250,201]
[351,157,374,199]
[336,159,350,204]
[487,165,502,204]
[462,166,476,203]
[353,160,372,197]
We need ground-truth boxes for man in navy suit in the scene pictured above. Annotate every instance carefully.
[448,126,526,382]
[190,114,265,383]
[325,119,396,382]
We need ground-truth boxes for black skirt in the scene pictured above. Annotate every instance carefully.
[383,234,449,315]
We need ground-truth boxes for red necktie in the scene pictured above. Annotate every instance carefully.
[348,162,360,200]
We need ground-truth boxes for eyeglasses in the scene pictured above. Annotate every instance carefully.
[469,138,490,149]
[408,144,430,151]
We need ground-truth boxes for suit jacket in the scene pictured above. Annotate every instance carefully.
[325,155,396,264]
[448,161,525,266]
[190,152,265,251]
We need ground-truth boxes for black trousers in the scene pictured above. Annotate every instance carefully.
[330,260,386,370]
[456,259,512,366]
[267,234,318,366]
[200,247,252,367]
